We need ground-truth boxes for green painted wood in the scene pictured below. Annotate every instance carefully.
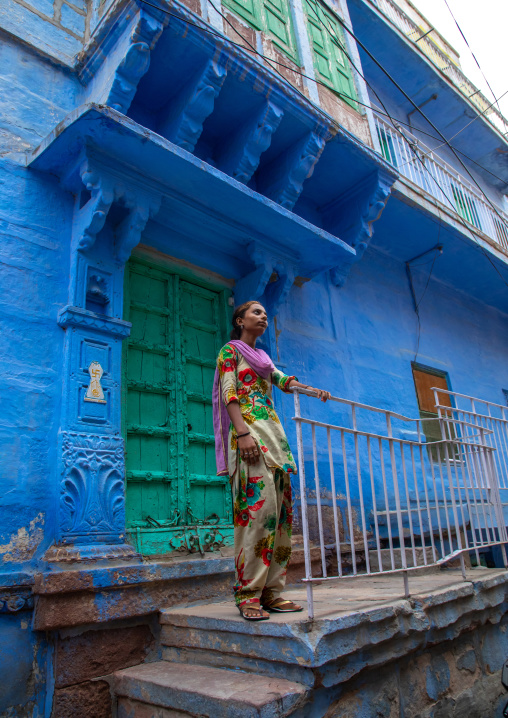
[305,0,358,109]
[223,0,299,62]
[224,0,261,30]
[263,0,298,61]
[123,257,232,556]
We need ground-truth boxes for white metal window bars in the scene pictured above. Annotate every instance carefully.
[292,387,508,620]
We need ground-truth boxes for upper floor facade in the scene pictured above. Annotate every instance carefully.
[2,0,508,294]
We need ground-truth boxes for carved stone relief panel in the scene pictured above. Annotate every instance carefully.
[59,431,126,545]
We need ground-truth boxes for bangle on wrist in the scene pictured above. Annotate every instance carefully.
[237,431,250,438]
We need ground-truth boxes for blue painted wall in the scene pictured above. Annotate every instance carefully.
[261,237,508,546]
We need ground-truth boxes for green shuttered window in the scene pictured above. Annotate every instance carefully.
[304,0,358,109]
[123,257,233,556]
[224,0,299,62]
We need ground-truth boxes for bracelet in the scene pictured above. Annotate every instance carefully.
[237,431,250,439]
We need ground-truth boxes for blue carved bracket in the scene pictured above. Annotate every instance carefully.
[217,101,284,184]
[325,169,395,287]
[257,124,333,210]
[106,11,167,114]
[158,58,228,153]
[75,158,161,260]
[115,199,161,263]
[234,243,298,319]
[75,164,115,253]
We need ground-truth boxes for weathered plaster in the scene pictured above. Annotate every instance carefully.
[0,513,45,563]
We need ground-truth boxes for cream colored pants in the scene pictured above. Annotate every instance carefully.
[232,455,293,606]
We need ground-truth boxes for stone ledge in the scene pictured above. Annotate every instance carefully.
[32,556,234,630]
[34,555,234,594]
[159,570,508,690]
[57,306,132,338]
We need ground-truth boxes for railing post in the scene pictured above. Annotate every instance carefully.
[312,424,327,578]
[387,414,409,597]
[293,389,314,620]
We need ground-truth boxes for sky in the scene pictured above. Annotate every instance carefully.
[403,0,508,118]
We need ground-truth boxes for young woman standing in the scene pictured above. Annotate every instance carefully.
[213,300,330,620]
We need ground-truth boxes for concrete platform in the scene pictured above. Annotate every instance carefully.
[114,661,308,718]
[160,569,508,689]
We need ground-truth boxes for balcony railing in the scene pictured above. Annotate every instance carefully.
[371,0,508,137]
[292,387,508,619]
[433,388,508,504]
[374,114,508,251]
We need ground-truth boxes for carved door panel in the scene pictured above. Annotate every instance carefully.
[123,257,232,555]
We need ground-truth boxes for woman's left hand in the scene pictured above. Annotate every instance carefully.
[306,387,331,402]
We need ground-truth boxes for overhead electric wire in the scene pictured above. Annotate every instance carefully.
[386,87,508,175]
[442,0,501,114]
[305,0,508,193]
[294,0,508,287]
[135,0,508,286]
[367,100,508,186]
[308,0,508,239]
[405,133,508,289]
[436,87,508,147]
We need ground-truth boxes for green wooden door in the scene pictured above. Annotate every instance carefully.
[123,258,233,555]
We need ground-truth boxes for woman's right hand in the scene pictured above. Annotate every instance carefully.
[237,433,260,465]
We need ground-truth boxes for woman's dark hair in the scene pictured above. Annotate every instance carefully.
[230,300,260,340]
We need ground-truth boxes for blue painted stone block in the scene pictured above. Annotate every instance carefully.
[426,655,451,701]
[0,613,46,715]
[457,649,477,674]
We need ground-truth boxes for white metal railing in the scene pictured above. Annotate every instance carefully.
[292,387,508,619]
[433,388,508,500]
[371,0,508,138]
[374,114,508,251]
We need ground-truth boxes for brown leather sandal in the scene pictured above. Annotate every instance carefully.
[237,598,270,621]
[262,597,303,613]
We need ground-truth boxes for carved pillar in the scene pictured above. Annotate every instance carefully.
[47,156,161,562]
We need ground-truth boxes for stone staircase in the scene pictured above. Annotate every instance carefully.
[110,568,498,717]
[112,603,312,717]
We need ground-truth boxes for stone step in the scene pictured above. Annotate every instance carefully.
[158,571,508,693]
[159,602,316,687]
[113,660,308,718]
